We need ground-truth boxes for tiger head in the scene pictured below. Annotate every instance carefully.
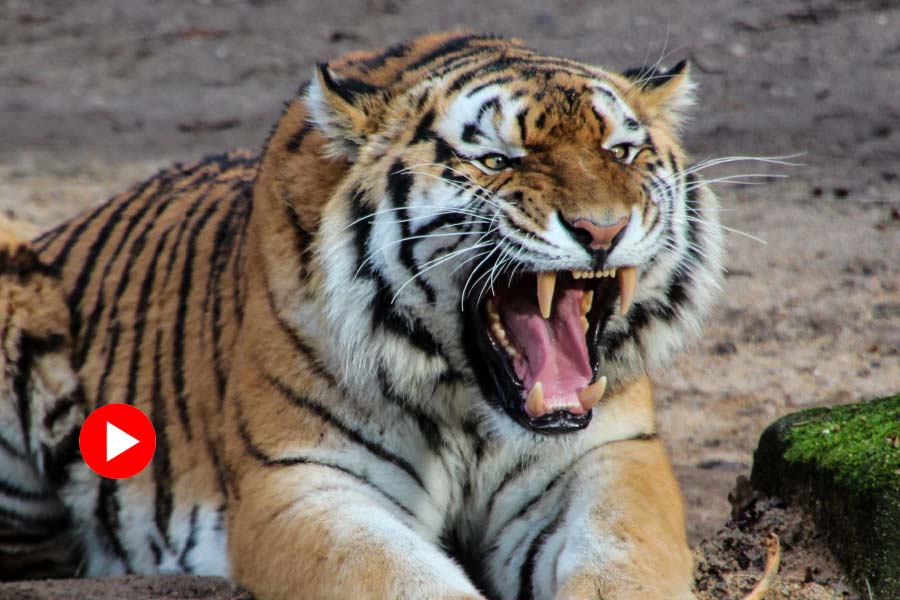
[259,32,723,435]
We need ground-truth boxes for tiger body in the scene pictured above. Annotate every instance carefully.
[1,32,723,599]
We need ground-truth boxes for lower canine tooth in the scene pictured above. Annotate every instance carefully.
[537,272,557,319]
[581,316,589,332]
[580,290,594,315]
[526,381,544,416]
[617,266,637,315]
[487,298,500,322]
[578,376,607,410]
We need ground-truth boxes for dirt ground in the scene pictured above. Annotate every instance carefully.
[2,0,899,595]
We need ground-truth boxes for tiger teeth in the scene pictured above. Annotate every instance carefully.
[486,298,500,322]
[570,269,617,279]
[580,290,594,316]
[526,381,545,417]
[485,301,520,359]
[617,266,637,315]
[537,272,557,319]
[578,376,607,410]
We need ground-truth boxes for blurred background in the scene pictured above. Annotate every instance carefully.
[1,0,898,543]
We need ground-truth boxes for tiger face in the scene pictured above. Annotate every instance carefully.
[307,33,722,435]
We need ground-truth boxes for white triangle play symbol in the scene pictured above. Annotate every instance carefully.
[106,421,140,462]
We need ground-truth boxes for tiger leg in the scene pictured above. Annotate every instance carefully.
[229,466,486,600]
[0,226,85,579]
[491,438,695,600]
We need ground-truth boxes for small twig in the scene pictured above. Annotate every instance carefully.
[740,533,781,600]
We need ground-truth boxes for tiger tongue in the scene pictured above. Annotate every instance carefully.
[499,287,592,415]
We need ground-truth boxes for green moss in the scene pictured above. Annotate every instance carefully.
[782,394,900,495]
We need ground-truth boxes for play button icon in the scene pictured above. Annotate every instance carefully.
[106,421,140,462]
[79,404,156,479]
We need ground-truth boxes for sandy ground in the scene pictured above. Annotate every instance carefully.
[2,0,899,593]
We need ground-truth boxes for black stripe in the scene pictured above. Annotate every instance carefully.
[13,334,66,452]
[0,504,68,530]
[0,432,23,459]
[229,198,252,325]
[264,372,425,489]
[0,479,52,501]
[411,210,469,239]
[234,396,414,517]
[172,200,223,439]
[283,202,314,282]
[0,245,58,280]
[124,227,173,407]
[32,222,67,254]
[376,367,443,453]
[411,109,436,144]
[359,41,411,70]
[348,187,375,279]
[284,121,312,153]
[478,97,501,122]
[161,191,210,286]
[461,123,480,144]
[95,477,131,572]
[65,177,159,339]
[264,286,336,386]
[404,34,490,74]
[516,109,528,145]
[75,173,178,367]
[518,501,569,600]
[149,538,162,565]
[203,191,250,403]
[177,505,199,573]
[433,136,454,163]
[387,160,436,303]
[41,427,80,488]
[369,271,444,358]
[151,331,174,549]
[466,76,514,97]
[46,195,121,270]
[42,387,83,430]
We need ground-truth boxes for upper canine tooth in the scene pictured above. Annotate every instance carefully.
[617,266,637,315]
[578,376,607,410]
[610,268,616,276]
[526,381,545,416]
[537,272,557,319]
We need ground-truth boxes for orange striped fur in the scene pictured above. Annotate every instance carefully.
[0,32,725,599]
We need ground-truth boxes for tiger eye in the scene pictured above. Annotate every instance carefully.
[480,154,510,170]
[609,144,631,161]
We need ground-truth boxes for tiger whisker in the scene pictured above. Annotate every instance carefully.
[390,240,495,303]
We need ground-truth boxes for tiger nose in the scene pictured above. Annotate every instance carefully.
[565,215,630,251]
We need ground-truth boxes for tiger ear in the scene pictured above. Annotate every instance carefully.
[305,63,379,159]
[626,60,696,128]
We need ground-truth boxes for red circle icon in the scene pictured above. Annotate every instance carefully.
[79,404,156,479]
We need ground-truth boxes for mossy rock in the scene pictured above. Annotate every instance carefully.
[751,394,900,599]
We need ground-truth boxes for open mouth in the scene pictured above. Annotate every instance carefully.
[462,267,637,434]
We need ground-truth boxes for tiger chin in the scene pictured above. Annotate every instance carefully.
[0,32,724,600]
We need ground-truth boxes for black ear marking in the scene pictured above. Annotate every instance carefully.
[622,59,689,90]
[316,62,379,104]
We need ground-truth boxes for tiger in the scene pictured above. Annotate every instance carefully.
[0,31,724,599]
